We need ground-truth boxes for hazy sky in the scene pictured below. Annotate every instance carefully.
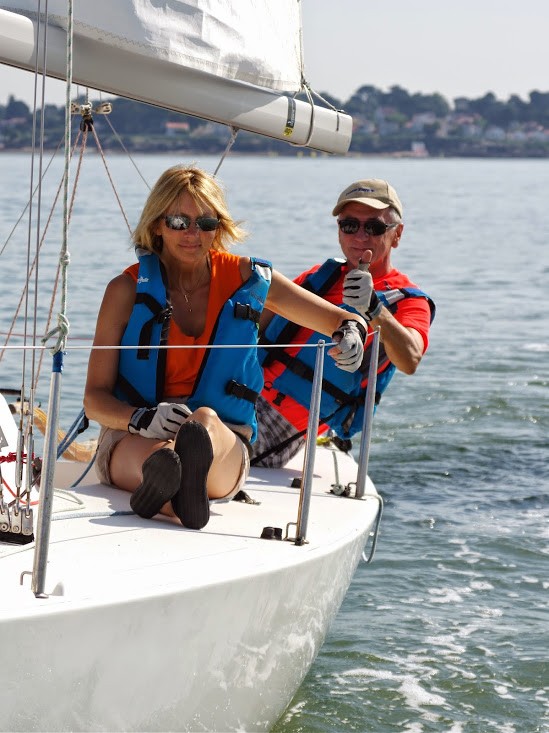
[0,0,547,107]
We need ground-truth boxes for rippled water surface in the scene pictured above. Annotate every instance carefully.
[1,152,547,732]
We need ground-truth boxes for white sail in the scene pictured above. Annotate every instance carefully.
[0,0,353,153]
[1,0,303,91]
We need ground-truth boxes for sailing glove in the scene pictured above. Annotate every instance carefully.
[331,319,367,372]
[128,402,192,440]
[342,268,383,322]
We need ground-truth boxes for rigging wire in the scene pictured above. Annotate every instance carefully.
[102,113,151,191]
[0,128,82,371]
[16,0,52,514]
[0,138,64,258]
[42,0,74,357]
[213,126,239,177]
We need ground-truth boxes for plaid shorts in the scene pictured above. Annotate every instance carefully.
[251,396,305,468]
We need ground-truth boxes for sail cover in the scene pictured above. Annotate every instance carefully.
[0,1,353,153]
[1,0,303,91]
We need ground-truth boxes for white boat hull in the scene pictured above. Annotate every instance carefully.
[1,444,380,731]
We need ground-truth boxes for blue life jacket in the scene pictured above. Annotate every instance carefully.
[115,249,272,441]
[258,258,435,439]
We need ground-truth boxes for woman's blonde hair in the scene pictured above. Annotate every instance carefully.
[132,165,246,253]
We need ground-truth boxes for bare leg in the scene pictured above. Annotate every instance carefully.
[185,406,244,499]
[109,434,178,517]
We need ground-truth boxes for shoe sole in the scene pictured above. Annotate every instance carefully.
[172,421,213,529]
[130,448,181,519]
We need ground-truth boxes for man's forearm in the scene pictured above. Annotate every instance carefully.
[370,309,424,374]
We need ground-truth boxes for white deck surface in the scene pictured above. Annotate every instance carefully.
[1,445,379,611]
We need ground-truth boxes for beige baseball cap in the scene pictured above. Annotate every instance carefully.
[332,179,403,218]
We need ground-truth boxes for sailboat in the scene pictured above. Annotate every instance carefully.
[0,2,383,731]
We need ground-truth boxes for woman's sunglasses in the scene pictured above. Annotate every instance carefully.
[338,218,398,236]
[164,214,220,232]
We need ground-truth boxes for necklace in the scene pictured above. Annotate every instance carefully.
[177,260,210,313]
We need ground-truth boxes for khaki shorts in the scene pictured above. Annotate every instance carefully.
[95,424,250,500]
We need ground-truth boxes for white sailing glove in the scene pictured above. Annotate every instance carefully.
[128,402,191,439]
[343,267,383,322]
[330,320,367,372]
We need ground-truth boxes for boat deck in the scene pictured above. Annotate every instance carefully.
[1,444,380,612]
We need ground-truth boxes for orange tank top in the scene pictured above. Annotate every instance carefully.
[124,250,243,397]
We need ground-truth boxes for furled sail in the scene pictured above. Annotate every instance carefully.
[0,0,352,153]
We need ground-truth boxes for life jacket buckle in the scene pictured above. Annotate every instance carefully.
[225,380,258,404]
[234,302,260,324]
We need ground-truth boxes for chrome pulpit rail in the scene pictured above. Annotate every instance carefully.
[31,351,64,597]
[290,330,383,560]
[355,327,380,498]
[294,340,326,546]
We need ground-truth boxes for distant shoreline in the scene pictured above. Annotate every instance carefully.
[0,148,543,160]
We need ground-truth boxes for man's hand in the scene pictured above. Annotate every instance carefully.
[128,402,191,439]
[343,265,373,310]
[343,265,383,322]
[329,319,367,372]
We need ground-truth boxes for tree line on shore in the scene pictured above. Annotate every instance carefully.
[2,84,549,157]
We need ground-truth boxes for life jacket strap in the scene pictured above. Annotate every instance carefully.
[267,348,357,406]
[225,380,259,404]
[234,302,261,324]
[134,293,172,360]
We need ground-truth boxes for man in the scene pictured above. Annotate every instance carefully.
[252,178,435,467]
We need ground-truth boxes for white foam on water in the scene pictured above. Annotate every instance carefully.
[276,699,307,726]
[469,580,494,591]
[447,662,476,680]
[435,563,483,578]
[336,665,449,723]
[428,587,466,604]
[402,594,426,605]
[523,342,549,351]
[520,575,540,584]
[397,676,446,712]
[494,684,515,700]
[338,667,396,682]
[401,723,424,733]
[424,634,466,656]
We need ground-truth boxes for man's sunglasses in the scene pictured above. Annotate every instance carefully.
[164,214,220,232]
[338,218,398,236]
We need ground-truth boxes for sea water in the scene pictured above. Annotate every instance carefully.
[0,151,547,733]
